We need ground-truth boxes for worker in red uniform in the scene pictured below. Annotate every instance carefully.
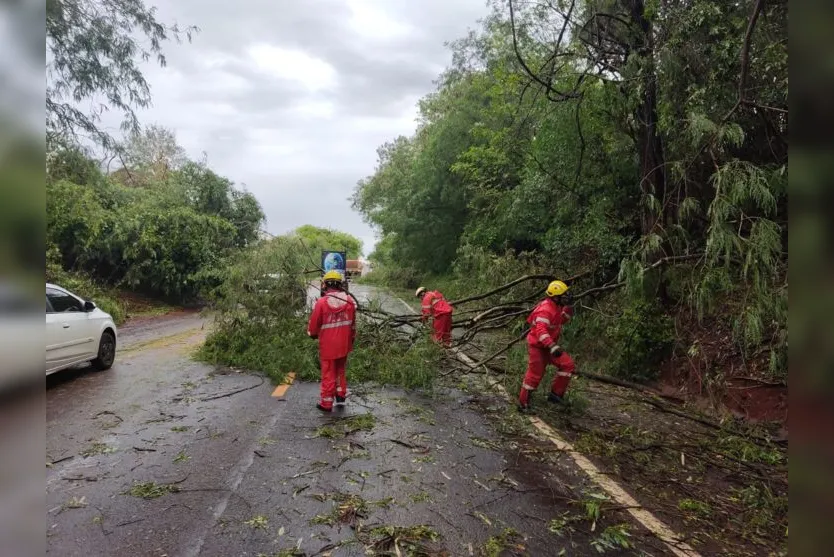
[415,286,454,347]
[518,280,576,412]
[308,270,357,412]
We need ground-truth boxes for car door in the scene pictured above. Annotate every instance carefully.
[46,287,96,369]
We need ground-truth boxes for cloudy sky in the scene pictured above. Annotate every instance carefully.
[100,0,491,256]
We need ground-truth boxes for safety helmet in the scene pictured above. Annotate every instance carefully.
[415,286,427,298]
[323,270,343,283]
[546,280,569,298]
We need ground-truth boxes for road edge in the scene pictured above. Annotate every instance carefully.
[387,291,701,557]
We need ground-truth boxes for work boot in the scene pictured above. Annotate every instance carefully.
[517,392,533,413]
[547,392,564,404]
[316,403,332,413]
[335,395,346,406]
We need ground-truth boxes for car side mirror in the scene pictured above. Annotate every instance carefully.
[84,300,97,312]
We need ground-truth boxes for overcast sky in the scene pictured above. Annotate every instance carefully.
[99,0,490,257]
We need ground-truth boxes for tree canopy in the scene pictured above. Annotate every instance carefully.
[292,225,364,261]
[46,0,197,149]
[47,129,266,301]
[353,0,787,377]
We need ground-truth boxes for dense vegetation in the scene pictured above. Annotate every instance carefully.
[198,233,443,390]
[354,0,788,390]
[46,133,265,315]
[46,1,267,319]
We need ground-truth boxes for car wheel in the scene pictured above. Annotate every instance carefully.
[92,331,116,371]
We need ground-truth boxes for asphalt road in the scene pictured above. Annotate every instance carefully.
[46,285,660,556]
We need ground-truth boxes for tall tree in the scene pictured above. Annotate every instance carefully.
[46,0,197,149]
[122,124,188,183]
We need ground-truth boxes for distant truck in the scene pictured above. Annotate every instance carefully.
[346,259,363,279]
[320,250,350,297]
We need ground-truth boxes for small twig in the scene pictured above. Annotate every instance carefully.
[113,518,145,529]
[198,376,265,401]
[387,438,420,449]
[472,491,511,509]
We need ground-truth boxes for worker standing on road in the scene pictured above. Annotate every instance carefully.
[518,280,576,412]
[415,287,454,347]
[308,271,357,412]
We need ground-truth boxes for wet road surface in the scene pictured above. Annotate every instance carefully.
[47,286,661,556]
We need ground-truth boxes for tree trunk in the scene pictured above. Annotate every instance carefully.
[625,0,667,239]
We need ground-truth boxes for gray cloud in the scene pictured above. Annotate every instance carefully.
[98,0,490,254]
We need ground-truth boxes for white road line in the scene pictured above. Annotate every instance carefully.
[450,347,701,557]
[182,409,283,557]
[392,294,416,314]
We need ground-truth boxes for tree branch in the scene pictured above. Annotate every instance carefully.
[508,0,582,102]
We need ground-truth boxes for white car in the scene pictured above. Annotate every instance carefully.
[46,283,118,375]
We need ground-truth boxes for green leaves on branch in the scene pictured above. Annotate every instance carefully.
[46,0,198,148]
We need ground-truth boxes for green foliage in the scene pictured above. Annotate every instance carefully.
[198,233,444,391]
[46,144,265,303]
[730,482,788,536]
[352,0,787,388]
[590,524,632,553]
[47,0,198,148]
[292,225,363,259]
[604,301,674,383]
[198,237,317,378]
[47,245,126,324]
[678,498,713,518]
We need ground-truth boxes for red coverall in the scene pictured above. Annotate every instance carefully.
[420,290,453,346]
[519,298,576,406]
[307,288,357,410]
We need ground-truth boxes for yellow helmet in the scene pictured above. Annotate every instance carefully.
[323,270,343,282]
[546,280,569,297]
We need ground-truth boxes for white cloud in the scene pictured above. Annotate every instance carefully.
[346,0,415,41]
[246,43,338,92]
[83,0,492,256]
[294,99,336,119]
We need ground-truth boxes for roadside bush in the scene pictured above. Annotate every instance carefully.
[47,245,127,324]
[604,300,674,383]
[359,265,423,290]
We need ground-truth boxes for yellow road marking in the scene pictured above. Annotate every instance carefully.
[271,372,296,398]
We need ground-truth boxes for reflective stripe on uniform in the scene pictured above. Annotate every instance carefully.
[538,334,550,342]
[534,317,551,325]
[320,320,353,330]
[522,383,536,390]
[556,371,572,377]
[322,397,334,402]
[421,305,431,309]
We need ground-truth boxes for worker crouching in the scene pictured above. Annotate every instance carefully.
[518,280,577,412]
[415,287,453,347]
[308,271,357,412]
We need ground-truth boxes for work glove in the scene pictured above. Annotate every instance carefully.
[308,332,318,340]
[549,344,563,357]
